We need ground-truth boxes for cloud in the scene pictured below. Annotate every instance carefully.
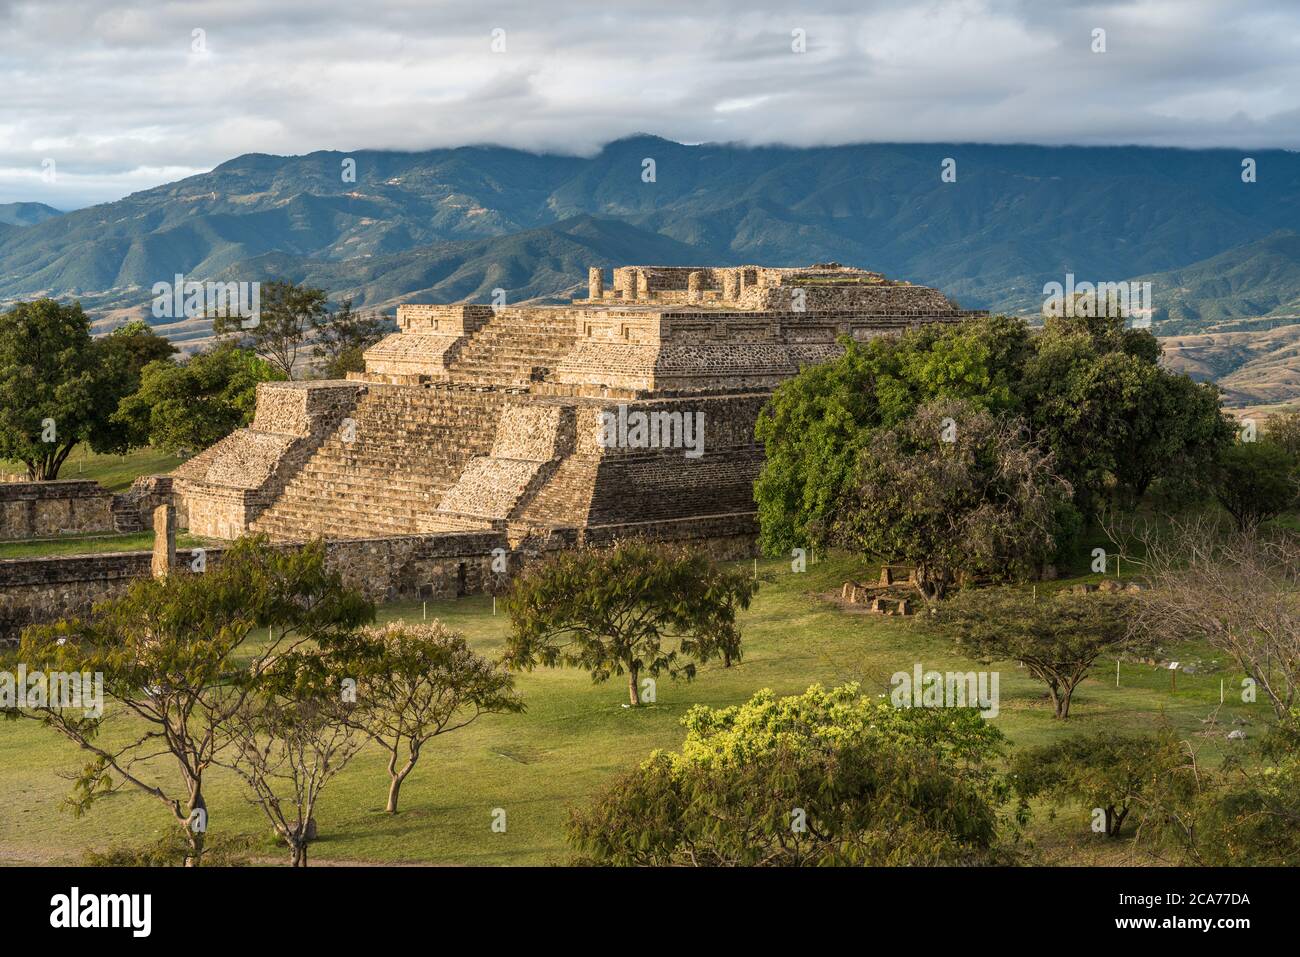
[1,0,1297,206]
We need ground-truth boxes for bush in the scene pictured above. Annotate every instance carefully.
[567,683,1016,866]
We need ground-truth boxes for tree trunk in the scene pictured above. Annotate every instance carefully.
[1046,681,1068,720]
[628,663,641,707]
[1056,690,1072,719]
[1108,806,1128,838]
[184,789,207,866]
[291,840,308,867]
[386,774,403,814]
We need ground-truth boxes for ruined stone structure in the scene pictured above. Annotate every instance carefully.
[0,477,172,540]
[0,531,507,644]
[172,263,984,549]
[0,481,116,539]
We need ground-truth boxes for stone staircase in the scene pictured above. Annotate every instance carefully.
[446,312,580,386]
[250,385,504,540]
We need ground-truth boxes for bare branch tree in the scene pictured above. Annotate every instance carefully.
[219,692,363,867]
[1111,514,1300,720]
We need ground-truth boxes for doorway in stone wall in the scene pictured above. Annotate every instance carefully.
[456,561,467,597]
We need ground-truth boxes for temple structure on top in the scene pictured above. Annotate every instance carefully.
[170,263,984,550]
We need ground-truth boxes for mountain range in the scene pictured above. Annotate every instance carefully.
[2,136,1299,402]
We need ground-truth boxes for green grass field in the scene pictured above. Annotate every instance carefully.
[1,444,184,492]
[0,553,1261,866]
[0,531,212,560]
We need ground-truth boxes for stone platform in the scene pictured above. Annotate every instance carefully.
[172,263,984,551]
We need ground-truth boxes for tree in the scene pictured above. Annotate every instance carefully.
[934,588,1142,719]
[835,399,1075,600]
[755,307,1228,553]
[88,320,178,455]
[214,280,326,380]
[1184,716,1300,865]
[754,315,1030,554]
[1264,410,1300,460]
[1022,314,1229,511]
[1107,360,1232,505]
[1125,517,1300,720]
[1211,440,1297,531]
[113,342,284,455]
[1118,716,1300,866]
[567,683,1013,866]
[1011,731,1187,837]
[324,621,522,814]
[0,300,172,479]
[504,541,758,706]
[219,675,362,867]
[6,537,373,863]
[311,298,389,379]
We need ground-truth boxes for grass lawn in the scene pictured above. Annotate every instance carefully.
[0,531,212,560]
[0,552,1266,866]
[1,443,184,492]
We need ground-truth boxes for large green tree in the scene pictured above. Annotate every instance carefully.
[835,399,1075,600]
[755,310,1230,554]
[89,320,179,455]
[754,314,1029,554]
[0,301,172,478]
[1022,319,1230,508]
[113,342,284,455]
[504,542,758,706]
[1210,440,1297,530]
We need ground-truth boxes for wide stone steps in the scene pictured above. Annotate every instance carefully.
[263,490,429,523]
[252,505,417,539]
[446,317,579,384]
[249,384,506,541]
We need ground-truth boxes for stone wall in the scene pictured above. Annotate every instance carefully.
[0,481,116,539]
[0,530,510,644]
[551,308,979,395]
[110,475,176,532]
[0,548,209,644]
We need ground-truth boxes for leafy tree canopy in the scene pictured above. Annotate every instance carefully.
[835,399,1075,599]
[8,537,373,863]
[933,587,1146,719]
[567,683,1013,866]
[1211,439,1297,531]
[1011,730,1188,837]
[755,311,1229,554]
[113,341,284,455]
[0,301,173,478]
[504,541,757,706]
[214,279,326,380]
[317,621,523,814]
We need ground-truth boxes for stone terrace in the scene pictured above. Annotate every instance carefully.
[173,263,985,549]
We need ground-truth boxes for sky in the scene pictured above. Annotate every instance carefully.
[2,0,1298,208]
